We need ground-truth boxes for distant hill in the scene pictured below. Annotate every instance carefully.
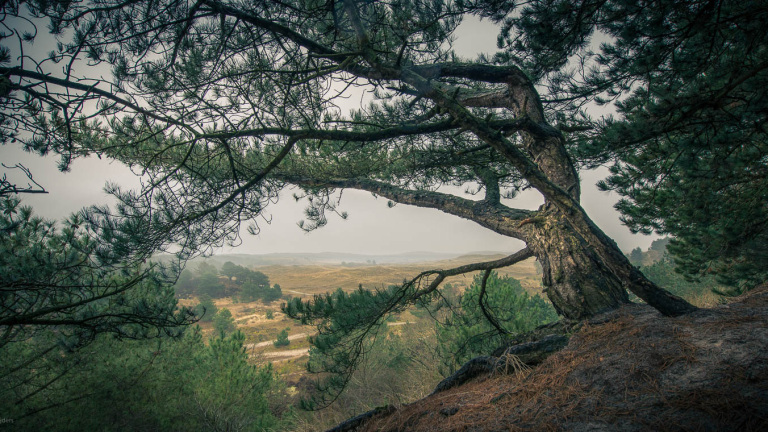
[161,251,543,295]
[163,251,505,267]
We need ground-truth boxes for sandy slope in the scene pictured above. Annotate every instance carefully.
[355,285,768,431]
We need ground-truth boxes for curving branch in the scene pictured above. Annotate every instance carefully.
[200,0,342,59]
[478,269,507,334]
[280,175,534,239]
[405,247,534,302]
[0,164,48,196]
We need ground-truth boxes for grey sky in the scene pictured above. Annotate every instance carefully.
[0,14,659,256]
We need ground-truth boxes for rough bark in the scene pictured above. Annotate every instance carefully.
[523,211,630,319]
[491,334,570,364]
[325,405,396,432]
[430,356,497,395]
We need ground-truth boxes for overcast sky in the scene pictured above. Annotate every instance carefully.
[0,15,659,256]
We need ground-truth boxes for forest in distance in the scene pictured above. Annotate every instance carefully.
[2,0,767,430]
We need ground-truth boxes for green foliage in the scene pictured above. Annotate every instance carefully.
[264,284,283,303]
[241,282,282,304]
[641,255,725,305]
[174,269,196,298]
[197,262,219,276]
[629,247,644,266]
[221,261,240,279]
[1,329,288,430]
[193,294,218,322]
[196,272,226,298]
[173,260,277,301]
[285,274,556,407]
[283,285,417,407]
[213,308,236,335]
[0,197,194,344]
[507,0,768,289]
[0,196,196,415]
[437,272,558,373]
[649,238,671,253]
[274,328,290,347]
[265,310,275,320]
[306,323,442,426]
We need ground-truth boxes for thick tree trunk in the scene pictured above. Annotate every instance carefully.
[524,212,630,320]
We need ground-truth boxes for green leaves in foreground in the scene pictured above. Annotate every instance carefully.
[283,284,421,408]
[284,273,557,407]
[0,196,195,350]
[2,329,287,431]
[1,196,199,418]
[437,272,557,374]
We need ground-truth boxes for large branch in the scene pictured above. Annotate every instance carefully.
[281,176,533,239]
[197,117,530,141]
[411,63,533,86]
[201,0,342,59]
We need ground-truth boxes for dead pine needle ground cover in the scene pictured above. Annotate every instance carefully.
[358,285,768,432]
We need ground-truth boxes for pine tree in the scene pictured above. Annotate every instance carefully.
[629,247,644,266]
[213,308,236,335]
[273,328,290,347]
[0,0,696,321]
[0,195,196,410]
[9,0,763,405]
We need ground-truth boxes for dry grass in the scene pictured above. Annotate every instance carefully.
[254,255,542,296]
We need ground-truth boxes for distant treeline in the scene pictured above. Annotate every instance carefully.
[175,261,283,303]
[629,238,725,305]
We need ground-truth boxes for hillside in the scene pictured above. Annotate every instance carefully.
[180,251,479,267]
[178,253,542,385]
[342,284,768,432]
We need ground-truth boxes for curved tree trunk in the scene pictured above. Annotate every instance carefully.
[523,210,630,319]
[432,69,698,319]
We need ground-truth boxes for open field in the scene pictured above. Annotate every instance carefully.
[181,253,543,378]
[253,254,542,297]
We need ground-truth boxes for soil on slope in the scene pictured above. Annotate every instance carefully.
[356,285,768,431]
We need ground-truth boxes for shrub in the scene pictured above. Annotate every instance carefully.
[436,271,557,373]
[213,308,236,335]
[193,295,218,322]
[274,328,290,347]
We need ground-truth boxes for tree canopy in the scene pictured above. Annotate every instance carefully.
[506,0,768,289]
[2,0,764,407]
